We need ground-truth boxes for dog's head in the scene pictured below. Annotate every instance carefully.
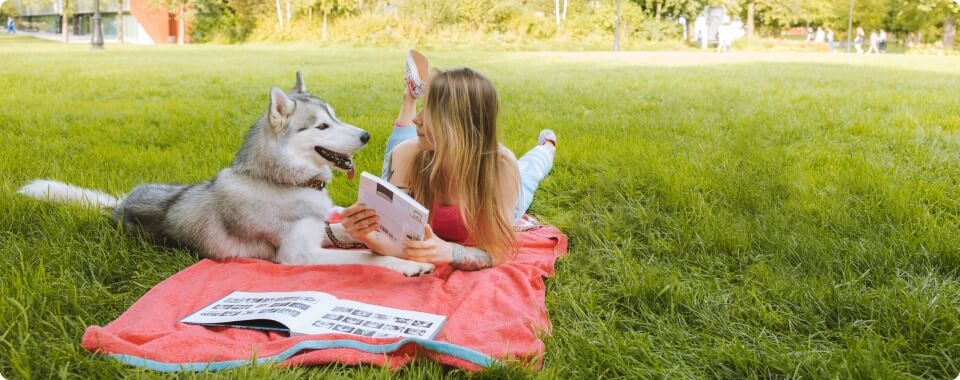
[266,72,369,180]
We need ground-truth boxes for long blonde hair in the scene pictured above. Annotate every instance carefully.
[408,68,517,261]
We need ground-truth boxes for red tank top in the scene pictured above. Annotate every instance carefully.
[430,203,473,245]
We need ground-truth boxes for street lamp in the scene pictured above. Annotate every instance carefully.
[91,0,104,49]
[846,0,853,53]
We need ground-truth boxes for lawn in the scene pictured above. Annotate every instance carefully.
[2,35,960,379]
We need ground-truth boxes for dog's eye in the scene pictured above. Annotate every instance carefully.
[317,123,330,130]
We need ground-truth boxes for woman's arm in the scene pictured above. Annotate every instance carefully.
[402,226,495,271]
[340,203,406,258]
[449,243,494,270]
[403,149,520,271]
[341,139,419,257]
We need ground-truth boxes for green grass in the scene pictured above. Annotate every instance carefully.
[2,35,960,379]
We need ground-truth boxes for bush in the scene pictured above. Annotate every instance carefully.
[191,0,265,43]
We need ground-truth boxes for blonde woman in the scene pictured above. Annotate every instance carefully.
[336,65,557,271]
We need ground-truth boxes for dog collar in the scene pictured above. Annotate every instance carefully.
[301,177,326,191]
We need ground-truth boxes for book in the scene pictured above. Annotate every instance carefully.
[357,171,429,249]
[180,291,446,339]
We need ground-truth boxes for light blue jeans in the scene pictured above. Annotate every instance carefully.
[381,124,554,221]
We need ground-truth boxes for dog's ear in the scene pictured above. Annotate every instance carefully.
[268,87,295,131]
[293,71,307,94]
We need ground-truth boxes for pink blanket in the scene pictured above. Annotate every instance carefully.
[81,226,567,372]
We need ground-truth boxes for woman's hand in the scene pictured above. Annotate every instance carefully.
[341,203,380,243]
[403,225,453,265]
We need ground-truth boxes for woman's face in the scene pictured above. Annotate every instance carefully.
[412,110,435,151]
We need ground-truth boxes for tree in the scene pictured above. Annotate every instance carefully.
[118,0,123,43]
[275,0,282,29]
[740,0,804,36]
[152,0,196,43]
[62,0,69,42]
[897,0,959,48]
[313,0,354,39]
[555,0,559,26]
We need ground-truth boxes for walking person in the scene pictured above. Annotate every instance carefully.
[867,29,880,54]
[6,17,14,34]
[826,27,835,51]
[855,27,864,54]
[879,29,887,53]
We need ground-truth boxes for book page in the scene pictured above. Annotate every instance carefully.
[357,172,429,249]
[180,291,336,332]
[293,299,446,339]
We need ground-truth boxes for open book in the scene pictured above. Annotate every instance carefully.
[180,291,446,339]
[357,171,429,249]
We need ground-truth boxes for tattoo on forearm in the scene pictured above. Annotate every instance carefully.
[450,243,493,271]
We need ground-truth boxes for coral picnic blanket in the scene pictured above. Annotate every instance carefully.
[81,225,568,372]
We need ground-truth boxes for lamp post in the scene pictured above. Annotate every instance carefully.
[613,0,620,51]
[91,0,104,49]
[846,0,853,53]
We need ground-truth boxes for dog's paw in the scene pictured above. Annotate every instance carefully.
[379,257,434,277]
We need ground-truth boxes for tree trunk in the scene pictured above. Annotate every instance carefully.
[747,2,755,38]
[554,0,560,26]
[275,0,283,30]
[562,0,567,20]
[307,6,312,24]
[177,3,184,44]
[655,1,661,22]
[944,13,956,50]
[613,0,620,51]
[61,0,69,42]
[117,0,124,44]
[285,0,290,26]
[687,17,695,42]
[322,12,327,40]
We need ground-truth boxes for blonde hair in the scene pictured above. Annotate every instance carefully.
[408,68,517,262]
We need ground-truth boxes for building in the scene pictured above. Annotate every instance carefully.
[12,0,189,44]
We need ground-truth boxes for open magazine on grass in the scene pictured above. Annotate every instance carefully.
[180,291,446,339]
[357,171,429,249]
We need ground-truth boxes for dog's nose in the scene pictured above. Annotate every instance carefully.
[360,132,370,144]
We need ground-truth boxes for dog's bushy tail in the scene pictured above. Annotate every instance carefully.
[17,179,120,210]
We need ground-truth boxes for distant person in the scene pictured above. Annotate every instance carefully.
[694,16,708,49]
[826,28,835,50]
[879,29,887,53]
[6,17,14,34]
[716,23,732,52]
[815,27,825,43]
[867,29,880,54]
[855,27,865,54]
[807,27,815,41]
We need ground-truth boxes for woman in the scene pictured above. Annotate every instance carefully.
[339,61,557,271]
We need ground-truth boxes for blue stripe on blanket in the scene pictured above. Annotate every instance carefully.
[104,337,496,372]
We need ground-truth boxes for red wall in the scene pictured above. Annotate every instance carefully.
[129,0,191,44]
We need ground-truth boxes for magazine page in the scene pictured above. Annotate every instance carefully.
[293,299,445,339]
[180,291,337,332]
[357,171,429,249]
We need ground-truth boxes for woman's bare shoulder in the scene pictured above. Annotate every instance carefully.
[392,139,419,164]
[497,145,519,183]
[497,144,518,165]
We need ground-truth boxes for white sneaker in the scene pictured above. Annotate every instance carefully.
[405,49,429,99]
[538,129,557,147]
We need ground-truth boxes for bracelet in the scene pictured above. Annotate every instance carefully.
[325,223,364,249]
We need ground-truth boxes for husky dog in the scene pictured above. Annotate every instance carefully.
[18,72,434,276]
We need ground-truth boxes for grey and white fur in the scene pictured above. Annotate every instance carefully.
[17,72,434,276]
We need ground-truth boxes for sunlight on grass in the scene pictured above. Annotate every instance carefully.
[1,35,960,378]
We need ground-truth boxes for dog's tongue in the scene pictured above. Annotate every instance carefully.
[347,168,355,180]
